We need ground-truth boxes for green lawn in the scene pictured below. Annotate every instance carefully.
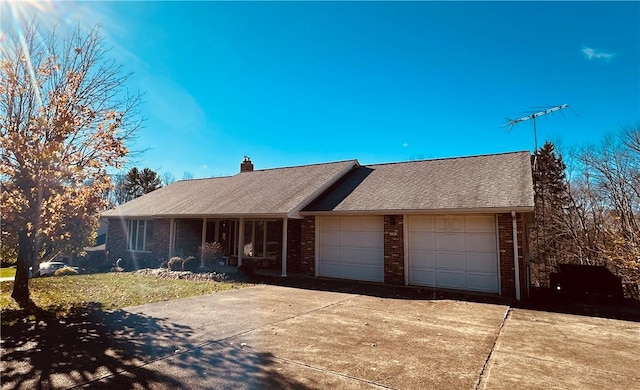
[1,272,249,321]
[0,267,16,278]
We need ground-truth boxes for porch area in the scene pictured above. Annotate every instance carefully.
[168,218,301,277]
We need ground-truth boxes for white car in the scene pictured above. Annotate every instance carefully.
[33,262,79,277]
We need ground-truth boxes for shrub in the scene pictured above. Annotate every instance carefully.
[182,256,200,273]
[167,256,184,271]
[200,242,223,270]
[55,267,79,277]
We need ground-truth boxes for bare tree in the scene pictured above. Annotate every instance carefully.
[162,171,176,186]
[182,171,194,180]
[554,129,640,283]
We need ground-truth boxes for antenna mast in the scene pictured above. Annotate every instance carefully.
[501,104,569,153]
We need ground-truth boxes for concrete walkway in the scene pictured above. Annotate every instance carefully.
[1,284,638,389]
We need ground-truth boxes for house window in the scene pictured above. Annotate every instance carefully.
[128,220,154,252]
[243,220,281,258]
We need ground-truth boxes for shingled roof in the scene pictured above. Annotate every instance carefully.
[102,160,358,218]
[303,151,534,213]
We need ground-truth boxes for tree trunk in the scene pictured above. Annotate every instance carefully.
[11,229,34,308]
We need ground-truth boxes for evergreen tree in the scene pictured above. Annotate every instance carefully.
[122,167,162,201]
[531,141,570,285]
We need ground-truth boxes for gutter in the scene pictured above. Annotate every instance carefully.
[299,206,535,216]
[512,211,521,301]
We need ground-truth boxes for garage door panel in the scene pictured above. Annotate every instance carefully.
[318,262,340,278]
[410,249,436,267]
[436,270,467,289]
[339,247,361,264]
[340,231,361,247]
[319,245,339,262]
[339,264,364,280]
[409,231,435,250]
[467,273,498,292]
[361,231,383,248]
[436,251,466,270]
[361,216,383,231]
[467,252,498,273]
[465,215,496,232]
[318,216,383,283]
[340,217,362,231]
[465,232,497,252]
[408,216,434,231]
[410,214,498,294]
[436,216,464,231]
[436,233,466,251]
[320,231,339,246]
[361,266,384,282]
[321,217,340,230]
[362,249,383,265]
[409,269,436,286]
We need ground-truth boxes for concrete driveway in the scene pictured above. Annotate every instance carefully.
[1,283,638,389]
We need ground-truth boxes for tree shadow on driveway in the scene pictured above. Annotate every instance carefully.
[1,304,311,389]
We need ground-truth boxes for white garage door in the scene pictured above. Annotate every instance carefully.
[408,215,498,293]
[318,216,384,282]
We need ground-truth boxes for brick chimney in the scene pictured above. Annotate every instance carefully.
[240,156,254,172]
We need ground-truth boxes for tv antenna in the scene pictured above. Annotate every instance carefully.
[501,104,570,153]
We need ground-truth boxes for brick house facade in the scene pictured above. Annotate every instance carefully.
[106,218,170,269]
[104,152,534,300]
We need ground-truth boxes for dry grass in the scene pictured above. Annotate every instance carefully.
[0,272,249,320]
[0,267,16,278]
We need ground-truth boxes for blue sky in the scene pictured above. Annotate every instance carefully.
[4,1,640,178]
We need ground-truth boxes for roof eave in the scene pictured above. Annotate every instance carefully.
[102,212,293,220]
[299,206,535,216]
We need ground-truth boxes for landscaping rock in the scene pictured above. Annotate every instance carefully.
[134,268,228,282]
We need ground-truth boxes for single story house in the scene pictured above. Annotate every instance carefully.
[102,152,534,300]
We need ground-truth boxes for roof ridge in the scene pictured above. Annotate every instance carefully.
[175,175,233,183]
[172,159,359,183]
[363,150,530,168]
[246,159,359,173]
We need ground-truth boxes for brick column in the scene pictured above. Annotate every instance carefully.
[497,213,527,299]
[299,216,316,276]
[384,215,405,285]
[286,219,302,273]
[152,219,170,263]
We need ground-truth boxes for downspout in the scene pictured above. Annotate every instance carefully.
[512,211,521,301]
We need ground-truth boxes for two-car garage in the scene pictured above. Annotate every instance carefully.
[317,215,499,293]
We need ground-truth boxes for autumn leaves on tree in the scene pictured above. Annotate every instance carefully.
[0,22,141,306]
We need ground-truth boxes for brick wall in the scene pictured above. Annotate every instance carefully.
[286,219,302,273]
[175,219,202,257]
[152,219,170,262]
[105,218,159,269]
[497,213,528,299]
[106,218,127,266]
[384,215,405,285]
[299,216,316,276]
